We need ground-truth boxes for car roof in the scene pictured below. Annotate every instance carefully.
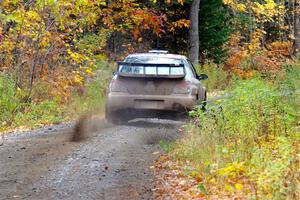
[126,53,187,60]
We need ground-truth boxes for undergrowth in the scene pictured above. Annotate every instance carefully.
[171,65,299,199]
[196,63,229,91]
[66,68,111,117]
[0,65,111,132]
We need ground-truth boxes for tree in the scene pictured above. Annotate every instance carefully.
[188,0,200,64]
[199,0,232,63]
[292,0,300,54]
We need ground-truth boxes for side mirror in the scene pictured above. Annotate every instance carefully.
[197,74,208,80]
[112,71,117,76]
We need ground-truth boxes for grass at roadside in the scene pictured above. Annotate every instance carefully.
[66,68,112,117]
[156,63,299,199]
[0,65,112,132]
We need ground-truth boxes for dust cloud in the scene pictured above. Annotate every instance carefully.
[71,113,112,142]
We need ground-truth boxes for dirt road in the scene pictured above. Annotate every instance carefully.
[0,118,181,200]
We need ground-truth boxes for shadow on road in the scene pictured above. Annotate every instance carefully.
[127,118,183,129]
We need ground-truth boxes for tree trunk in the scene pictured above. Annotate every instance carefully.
[293,0,300,55]
[188,0,201,64]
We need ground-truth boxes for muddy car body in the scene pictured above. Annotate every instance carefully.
[105,51,208,123]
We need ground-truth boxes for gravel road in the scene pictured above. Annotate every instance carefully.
[0,117,182,200]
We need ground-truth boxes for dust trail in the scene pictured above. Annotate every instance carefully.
[71,113,113,142]
[71,114,90,142]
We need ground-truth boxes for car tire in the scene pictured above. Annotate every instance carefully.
[200,92,207,111]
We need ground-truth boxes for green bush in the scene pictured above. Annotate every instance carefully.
[0,64,112,131]
[0,75,64,130]
[172,66,299,198]
[196,63,229,91]
[66,69,111,116]
[0,75,22,128]
[14,100,64,127]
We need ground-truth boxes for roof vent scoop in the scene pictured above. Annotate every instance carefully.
[148,50,169,54]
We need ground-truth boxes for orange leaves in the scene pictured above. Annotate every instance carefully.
[225,31,291,78]
[224,32,248,75]
[251,41,292,75]
[101,1,165,41]
[267,41,292,57]
[164,0,184,5]
[169,19,190,32]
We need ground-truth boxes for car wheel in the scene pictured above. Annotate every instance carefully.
[106,112,125,125]
[200,92,207,111]
[203,92,208,109]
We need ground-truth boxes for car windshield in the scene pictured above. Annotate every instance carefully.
[125,56,183,65]
[119,56,185,76]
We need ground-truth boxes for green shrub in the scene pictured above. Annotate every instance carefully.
[14,100,64,127]
[0,64,112,131]
[66,69,111,116]
[196,63,229,91]
[172,67,299,198]
[0,75,22,128]
[0,75,65,130]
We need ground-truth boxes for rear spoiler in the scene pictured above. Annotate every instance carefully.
[116,62,186,78]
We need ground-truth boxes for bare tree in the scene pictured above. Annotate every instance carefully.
[188,0,201,64]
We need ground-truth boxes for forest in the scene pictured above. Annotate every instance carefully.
[0,0,299,199]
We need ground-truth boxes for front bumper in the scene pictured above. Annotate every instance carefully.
[106,92,197,113]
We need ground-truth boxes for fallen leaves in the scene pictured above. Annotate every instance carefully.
[153,157,206,200]
[153,155,255,199]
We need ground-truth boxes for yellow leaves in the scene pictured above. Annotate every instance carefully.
[0,38,14,52]
[252,0,284,22]
[154,155,250,199]
[26,10,41,21]
[223,0,232,4]
[246,137,296,199]
[3,9,24,24]
[74,74,84,85]
[85,68,93,75]
[67,48,96,86]
[223,0,246,13]
[224,0,285,23]
[163,0,184,5]
[39,31,51,48]
[177,0,184,5]
[93,54,107,61]
[265,0,276,10]
[234,183,243,190]
[73,65,95,85]
[0,0,22,11]
[67,49,91,64]
[217,162,246,178]
[248,28,266,54]
[36,0,57,8]
[236,3,246,12]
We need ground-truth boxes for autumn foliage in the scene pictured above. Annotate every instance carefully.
[0,1,299,198]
